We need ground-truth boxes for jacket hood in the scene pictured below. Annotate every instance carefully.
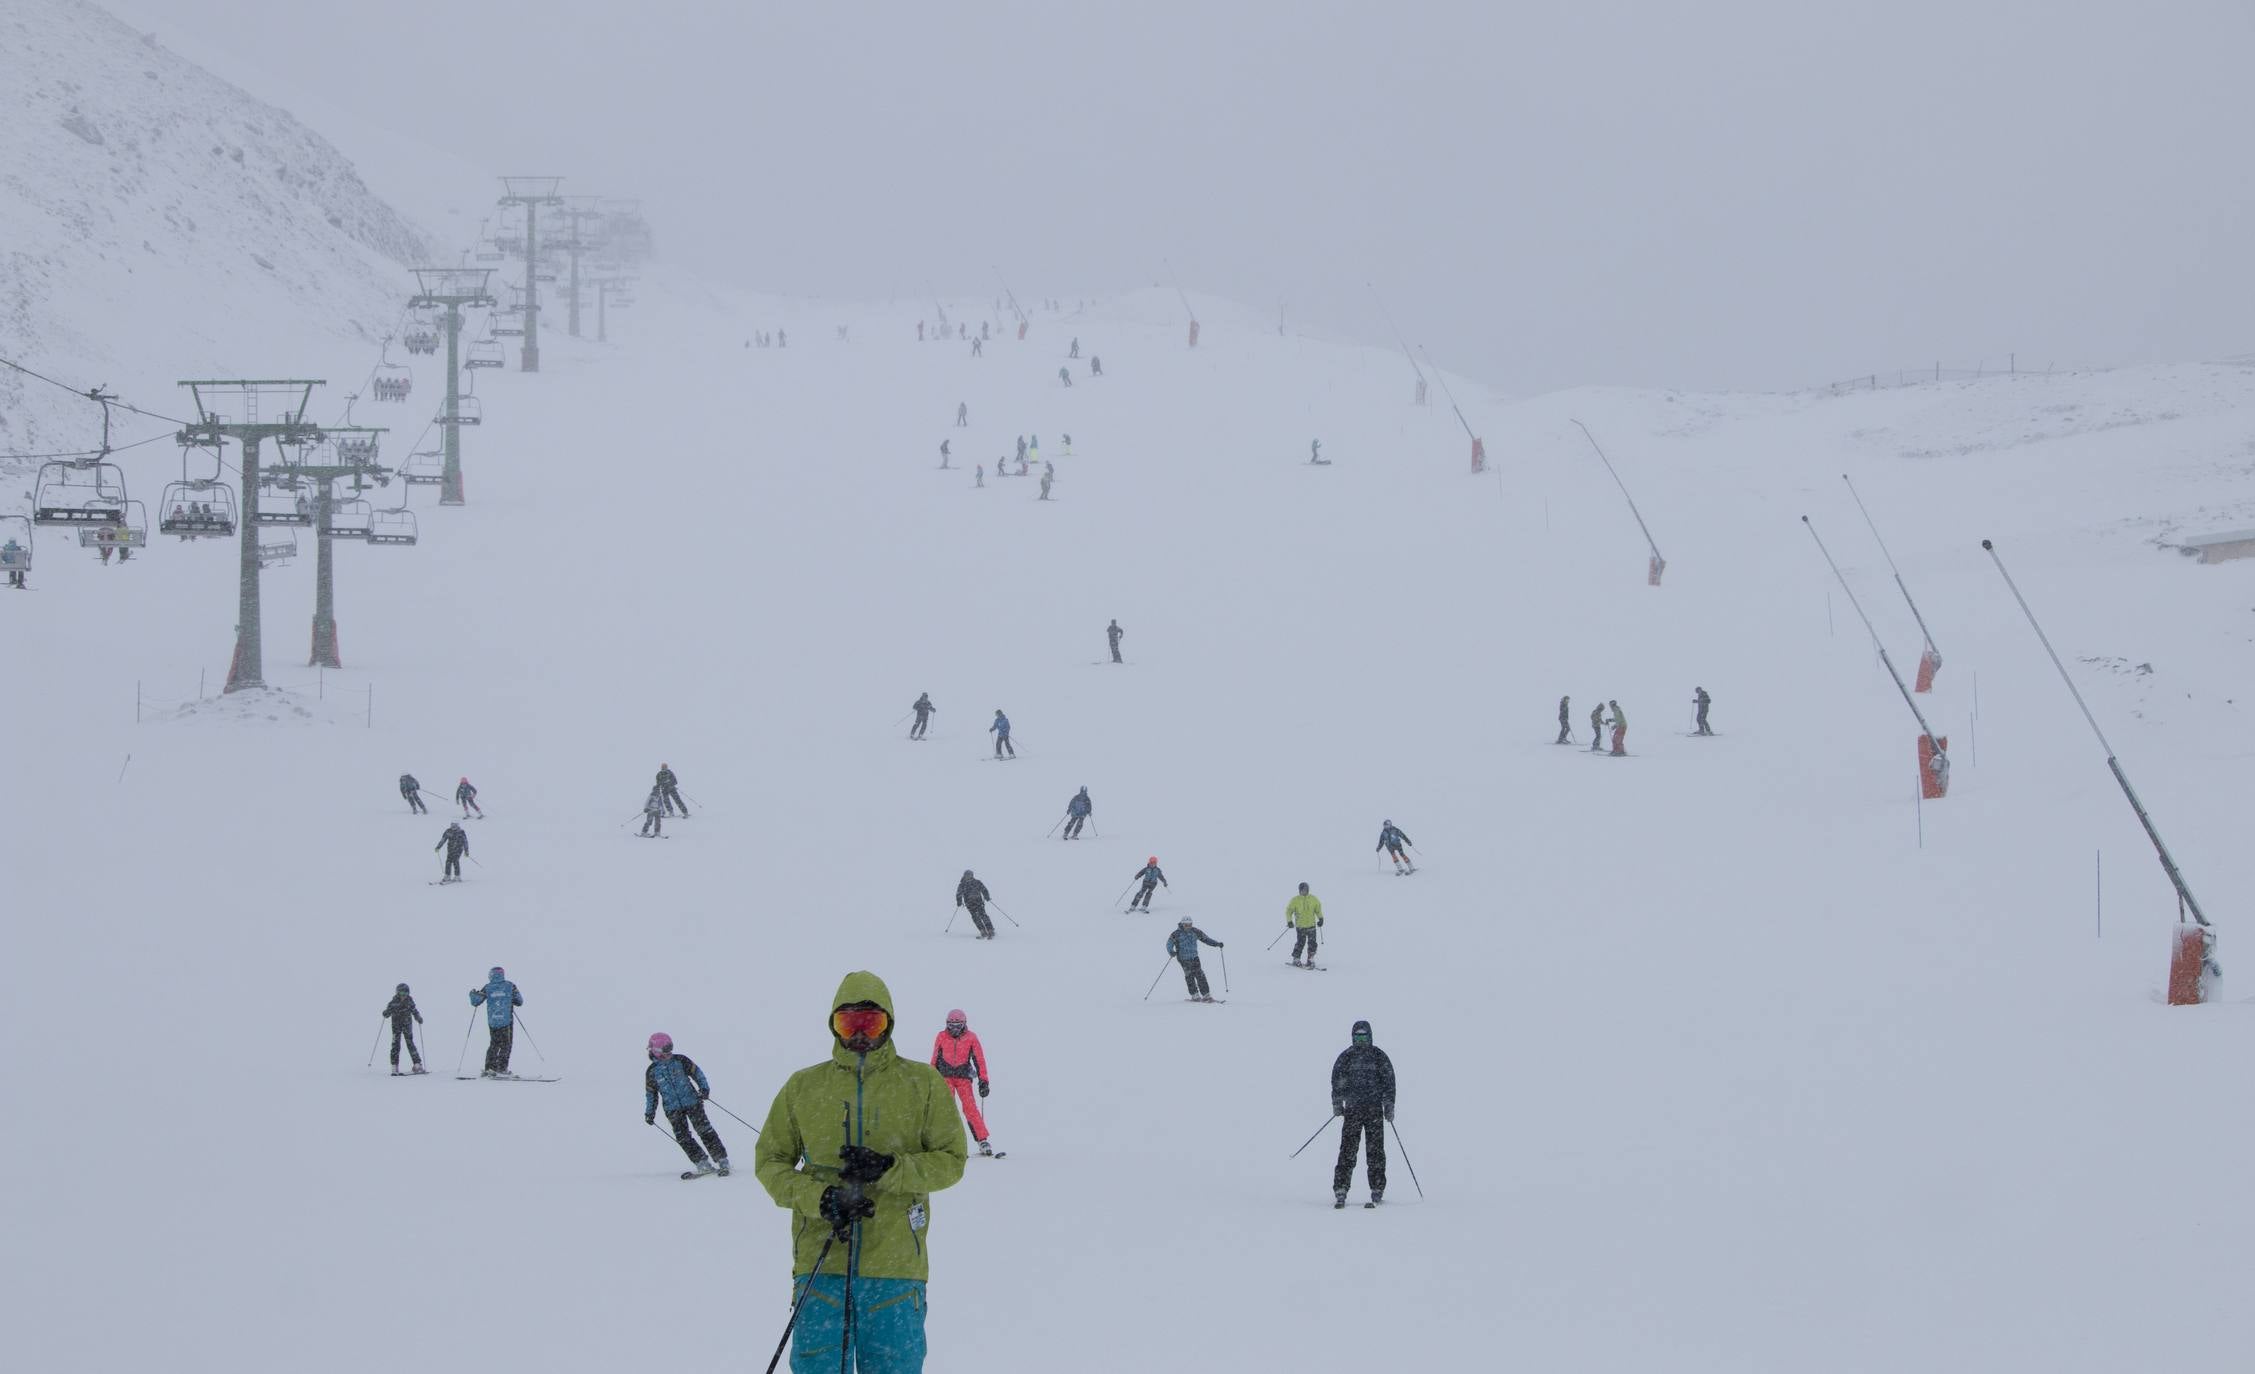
[1351,1019,1373,1040]
[829,970,898,1066]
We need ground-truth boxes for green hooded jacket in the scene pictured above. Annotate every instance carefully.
[755,971,968,1282]
[1286,892,1324,927]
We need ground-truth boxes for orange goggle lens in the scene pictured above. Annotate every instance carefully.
[831,1008,891,1041]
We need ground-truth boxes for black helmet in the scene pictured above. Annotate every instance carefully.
[962,868,974,877]
[1298,882,1310,893]
[396,982,409,994]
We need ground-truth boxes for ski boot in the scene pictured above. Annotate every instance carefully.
[714,1158,730,1177]
[479,1069,496,1079]
[1370,1190,1384,1208]
[390,1067,403,1076]
[692,1158,717,1176]
[410,1064,427,1075]
[1333,1189,1348,1210]
[978,1139,995,1157]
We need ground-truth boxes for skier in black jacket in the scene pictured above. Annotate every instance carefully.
[1129,857,1167,911]
[1376,820,1414,874]
[436,821,469,882]
[1107,618,1124,664]
[400,773,427,814]
[1555,696,1572,745]
[910,692,935,740]
[655,764,688,817]
[956,869,996,940]
[1331,1019,1396,1207]
[382,983,426,1074]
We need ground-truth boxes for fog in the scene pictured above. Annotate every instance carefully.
[108,0,2255,393]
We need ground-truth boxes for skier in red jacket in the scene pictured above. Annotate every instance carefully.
[930,1009,996,1156]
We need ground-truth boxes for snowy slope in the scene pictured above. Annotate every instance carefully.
[7,277,2255,1374]
[0,0,436,467]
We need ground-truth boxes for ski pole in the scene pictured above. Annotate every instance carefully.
[1046,814,1066,839]
[945,906,960,934]
[1289,1113,1339,1158]
[1387,1119,1425,1198]
[467,854,485,870]
[891,712,911,727]
[1219,944,1231,993]
[762,1229,839,1374]
[704,1098,764,1137]
[366,1021,384,1068]
[1110,880,1135,908]
[456,1008,478,1076]
[992,902,1023,928]
[1143,958,1174,1000]
[512,1013,545,1063]
[1267,926,1290,951]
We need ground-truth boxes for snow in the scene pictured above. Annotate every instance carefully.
[10,33,2255,1374]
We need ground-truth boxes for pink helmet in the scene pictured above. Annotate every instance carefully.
[647,1032,673,1056]
[945,1009,967,1026]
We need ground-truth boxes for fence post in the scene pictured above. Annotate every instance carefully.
[135,680,141,724]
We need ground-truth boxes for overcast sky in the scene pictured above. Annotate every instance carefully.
[107,0,2255,394]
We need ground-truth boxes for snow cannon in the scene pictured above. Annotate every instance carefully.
[2167,925,2220,1006]
[1917,735,1949,800]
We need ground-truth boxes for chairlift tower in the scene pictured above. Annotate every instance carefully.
[558,196,608,339]
[176,380,324,692]
[591,275,636,344]
[407,267,496,506]
[280,427,389,668]
[497,177,564,371]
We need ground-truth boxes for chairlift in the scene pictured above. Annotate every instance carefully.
[158,480,239,539]
[335,435,380,465]
[78,500,148,553]
[32,460,128,526]
[322,498,374,540]
[0,515,32,579]
[493,321,524,338]
[367,509,419,546]
[466,339,505,368]
[449,396,483,427]
[373,362,412,400]
[254,485,315,527]
[402,451,445,486]
[256,528,298,568]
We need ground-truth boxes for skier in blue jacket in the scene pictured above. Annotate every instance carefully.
[989,709,1014,759]
[1166,917,1224,1002]
[1376,820,1414,873]
[643,1032,727,1176]
[468,967,523,1078]
[1062,786,1092,839]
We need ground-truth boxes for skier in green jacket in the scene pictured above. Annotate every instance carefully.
[1607,700,1628,756]
[756,971,967,1373]
[1286,883,1324,968]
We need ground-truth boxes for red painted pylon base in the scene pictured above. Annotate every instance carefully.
[2167,925,2211,1005]
[1918,735,1950,799]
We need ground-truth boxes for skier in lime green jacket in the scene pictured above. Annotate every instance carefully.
[756,970,967,1373]
[1285,883,1324,968]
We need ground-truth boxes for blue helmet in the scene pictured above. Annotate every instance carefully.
[489,966,504,979]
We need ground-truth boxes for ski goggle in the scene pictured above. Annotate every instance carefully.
[831,1007,892,1042]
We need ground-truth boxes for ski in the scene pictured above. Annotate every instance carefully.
[456,1075,561,1082]
[1288,963,1329,972]
[680,1168,724,1180]
[1186,998,1227,1004]
[1365,1201,1379,1209]
[430,879,464,886]
[1392,867,1417,876]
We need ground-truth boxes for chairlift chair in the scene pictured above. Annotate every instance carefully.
[366,509,419,546]
[32,460,128,526]
[334,436,380,465]
[322,498,375,541]
[402,451,445,486]
[466,339,505,368]
[254,485,316,527]
[158,480,239,539]
[256,528,298,568]
[453,396,483,427]
[373,363,412,400]
[78,500,148,553]
[0,515,33,577]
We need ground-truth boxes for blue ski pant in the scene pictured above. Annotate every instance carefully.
[791,1274,927,1373]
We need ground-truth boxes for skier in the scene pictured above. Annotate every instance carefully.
[777,329,786,347]
[399,772,427,814]
[455,776,482,818]
[381,982,425,1075]
[1015,436,1027,466]
[640,785,665,838]
[938,440,951,469]
[3,538,26,589]
[989,709,1014,759]
[1037,468,1054,501]
[1061,786,1092,840]
[1285,882,1323,968]
[1310,439,1328,465]
[1057,366,1073,388]
[974,464,984,489]
[929,1009,996,1157]
[970,336,983,358]
[435,820,469,882]
[1692,686,1713,736]
[1069,337,1080,359]
[1090,356,1102,377]
[918,320,925,341]
[644,1032,728,1176]
[909,692,935,740]
[1589,702,1606,752]
[1330,1019,1396,1208]
[1029,436,1040,466]
[1375,820,1414,874]
[1129,856,1167,911]
[753,971,966,1374]
[1608,700,1628,756]
[955,869,996,940]
[1556,696,1572,745]
[956,401,968,427]
[1166,916,1225,1002]
[468,966,523,1078]
[1107,618,1124,663]
[656,763,689,817]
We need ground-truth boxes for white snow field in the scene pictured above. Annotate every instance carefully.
[9,275,2255,1374]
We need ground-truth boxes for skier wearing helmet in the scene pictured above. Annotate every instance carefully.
[1129,857,1168,911]
[467,966,522,1077]
[755,971,967,1372]
[1375,820,1414,874]
[1061,786,1092,839]
[381,982,425,1075]
[1285,883,1324,968]
[954,870,996,940]
[1165,916,1225,1001]
[989,709,1014,759]
[644,1032,728,1177]
[455,776,482,818]
[655,764,688,817]
[929,1010,997,1156]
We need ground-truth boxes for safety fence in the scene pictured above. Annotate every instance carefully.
[136,667,376,726]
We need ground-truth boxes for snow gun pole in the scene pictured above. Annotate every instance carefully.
[1289,1113,1339,1159]
[1418,346,1477,444]
[1982,539,2211,928]
[1843,474,1941,667]
[990,267,1026,327]
[1387,1120,1426,1198]
[1803,517,1948,768]
[1143,958,1174,1001]
[1368,282,1428,394]
[511,1013,544,1063]
[762,1230,839,1374]
[704,1098,764,1137]
[1573,420,1665,581]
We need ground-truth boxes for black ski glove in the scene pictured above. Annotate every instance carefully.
[1215,940,1225,947]
[1332,1100,1345,1116]
[1317,917,1324,927]
[977,1079,990,1098]
[838,1144,895,1185]
[1384,1106,1395,1123]
[645,1111,656,1125]
[819,1185,875,1233]
[698,1089,709,1101]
